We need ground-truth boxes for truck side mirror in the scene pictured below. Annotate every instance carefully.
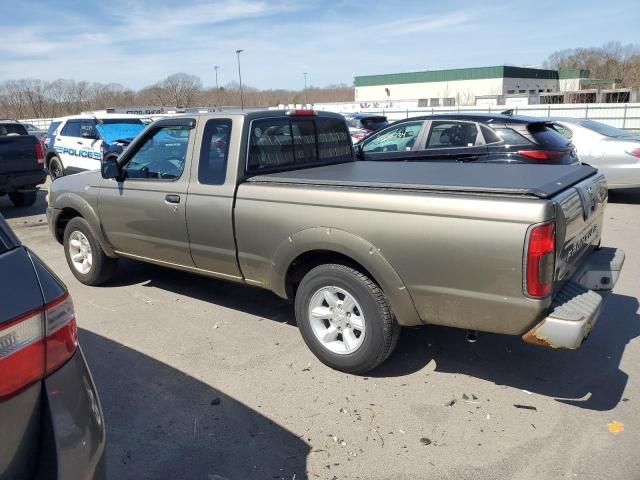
[101,157,121,180]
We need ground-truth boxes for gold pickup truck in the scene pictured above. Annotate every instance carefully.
[46,110,625,373]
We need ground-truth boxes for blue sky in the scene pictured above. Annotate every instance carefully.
[0,0,638,90]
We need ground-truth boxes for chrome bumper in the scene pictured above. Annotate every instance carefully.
[523,247,625,349]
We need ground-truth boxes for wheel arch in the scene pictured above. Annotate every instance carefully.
[52,193,117,257]
[271,227,422,326]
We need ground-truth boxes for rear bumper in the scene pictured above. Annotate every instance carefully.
[522,247,625,349]
[0,169,47,193]
[41,347,106,480]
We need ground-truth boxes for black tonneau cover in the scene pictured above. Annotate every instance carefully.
[248,161,597,199]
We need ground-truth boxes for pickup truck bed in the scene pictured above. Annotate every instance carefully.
[249,161,597,199]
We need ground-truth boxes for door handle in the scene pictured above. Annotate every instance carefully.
[165,194,181,204]
[77,141,83,145]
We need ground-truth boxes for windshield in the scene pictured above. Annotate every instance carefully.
[96,119,146,144]
[575,119,633,138]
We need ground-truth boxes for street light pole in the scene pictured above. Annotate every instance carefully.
[214,65,220,111]
[303,72,308,106]
[235,49,244,111]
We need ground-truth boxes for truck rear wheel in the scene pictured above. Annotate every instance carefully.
[9,190,37,207]
[63,217,118,285]
[49,156,64,180]
[295,264,400,374]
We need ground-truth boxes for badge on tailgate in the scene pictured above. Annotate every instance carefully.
[563,223,599,264]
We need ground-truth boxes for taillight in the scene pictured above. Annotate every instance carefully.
[0,292,77,399]
[44,293,78,374]
[35,142,45,165]
[525,222,555,298]
[625,148,640,158]
[518,150,565,161]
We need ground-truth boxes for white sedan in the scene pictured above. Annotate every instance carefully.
[551,118,640,189]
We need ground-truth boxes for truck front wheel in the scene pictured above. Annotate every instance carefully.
[63,217,118,285]
[295,264,400,374]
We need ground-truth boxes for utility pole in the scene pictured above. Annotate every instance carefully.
[214,65,220,111]
[235,49,244,111]
[304,72,308,106]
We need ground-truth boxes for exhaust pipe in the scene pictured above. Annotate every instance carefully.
[466,330,478,343]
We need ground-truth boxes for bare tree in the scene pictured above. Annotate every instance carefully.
[544,41,640,87]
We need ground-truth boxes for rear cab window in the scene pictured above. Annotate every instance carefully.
[0,123,28,136]
[247,116,352,174]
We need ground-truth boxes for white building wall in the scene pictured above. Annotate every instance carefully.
[559,78,581,91]
[356,77,559,105]
[355,78,504,105]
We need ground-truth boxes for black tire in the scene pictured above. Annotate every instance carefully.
[9,190,37,207]
[295,264,400,374]
[49,156,64,180]
[63,217,118,285]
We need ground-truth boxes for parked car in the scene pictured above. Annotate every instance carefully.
[45,113,148,180]
[355,113,579,164]
[0,119,46,207]
[344,114,389,135]
[349,127,369,143]
[22,122,46,146]
[0,214,105,479]
[549,118,640,189]
[47,110,623,374]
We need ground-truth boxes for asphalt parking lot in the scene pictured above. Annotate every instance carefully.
[2,187,639,480]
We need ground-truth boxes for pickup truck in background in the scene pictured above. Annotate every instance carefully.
[46,110,625,373]
[0,120,46,207]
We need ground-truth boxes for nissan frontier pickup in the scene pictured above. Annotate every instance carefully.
[46,110,625,373]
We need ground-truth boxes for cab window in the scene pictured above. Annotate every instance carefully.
[198,119,232,185]
[122,125,190,180]
[425,121,479,148]
[362,121,423,153]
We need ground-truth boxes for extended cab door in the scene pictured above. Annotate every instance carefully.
[416,120,488,161]
[185,118,243,280]
[97,118,195,266]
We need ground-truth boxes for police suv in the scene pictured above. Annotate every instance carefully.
[44,114,148,179]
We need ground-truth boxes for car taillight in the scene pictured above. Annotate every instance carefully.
[0,292,77,399]
[525,223,555,298]
[352,133,366,140]
[35,142,45,165]
[625,148,640,158]
[518,150,565,161]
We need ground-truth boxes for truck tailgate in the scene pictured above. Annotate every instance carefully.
[0,135,39,174]
[552,172,608,286]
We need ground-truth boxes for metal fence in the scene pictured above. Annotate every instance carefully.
[20,102,640,132]
[359,103,640,131]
